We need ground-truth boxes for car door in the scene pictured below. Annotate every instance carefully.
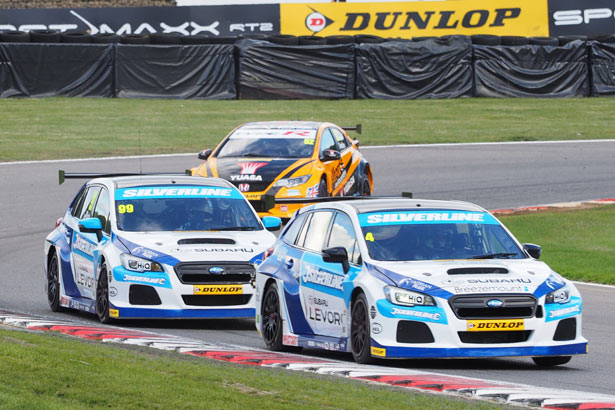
[318,128,342,195]
[70,185,110,299]
[298,210,351,339]
[330,127,358,195]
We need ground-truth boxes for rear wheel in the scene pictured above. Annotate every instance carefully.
[47,252,62,311]
[532,356,571,367]
[360,175,371,196]
[351,293,373,364]
[96,262,113,324]
[262,284,284,350]
[317,178,329,197]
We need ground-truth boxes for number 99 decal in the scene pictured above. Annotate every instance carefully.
[117,204,134,214]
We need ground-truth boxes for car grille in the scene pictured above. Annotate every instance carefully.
[174,262,254,284]
[182,294,253,306]
[458,330,532,344]
[449,294,537,319]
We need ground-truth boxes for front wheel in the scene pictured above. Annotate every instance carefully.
[47,252,62,312]
[351,293,373,364]
[262,284,284,350]
[360,175,371,196]
[532,356,571,367]
[96,262,113,324]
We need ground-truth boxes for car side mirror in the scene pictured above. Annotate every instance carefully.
[523,243,542,259]
[353,139,360,148]
[198,149,212,161]
[322,246,350,273]
[79,217,103,242]
[262,216,282,232]
[321,149,341,161]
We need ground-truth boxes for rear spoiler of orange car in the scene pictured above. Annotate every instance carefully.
[58,170,190,185]
[258,192,413,212]
[341,124,362,134]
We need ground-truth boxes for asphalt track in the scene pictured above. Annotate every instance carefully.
[1,140,614,396]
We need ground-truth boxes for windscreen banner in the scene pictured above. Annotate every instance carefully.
[0,5,279,37]
[281,0,549,38]
[548,0,615,37]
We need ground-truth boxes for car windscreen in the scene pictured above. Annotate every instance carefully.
[114,185,261,232]
[359,210,525,261]
[216,129,317,159]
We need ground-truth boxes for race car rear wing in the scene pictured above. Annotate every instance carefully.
[341,124,362,134]
[58,170,190,185]
[255,192,413,212]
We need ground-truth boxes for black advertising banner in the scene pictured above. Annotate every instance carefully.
[355,37,473,99]
[0,43,113,98]
[590,42,615,96]
[474,41,589,98]
[237,39,355,99]
[0,5,279,37]
[548,0,615,37]
[115,44,236,99]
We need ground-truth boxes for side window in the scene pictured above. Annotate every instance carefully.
[319,129,337,156]
[281,212,308,246]
[79,186,102,220]
[70,186,88,217]
[295,212,313,248]
[331,128,349,151]
[327,212,361,265]
[93,188,111,234]
[302,211,333,252]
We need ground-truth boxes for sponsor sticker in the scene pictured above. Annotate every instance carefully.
[115,186,243,200]
[283,335,299,346]
[370,346,386,357]
[109,309,119,318]
[193,284,243,295]
[467,319,524,331]
[359,211,499,226]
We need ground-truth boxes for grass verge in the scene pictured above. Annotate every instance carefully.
[0,328,504,410]
[2,97,615,161]
[500,205,615,284]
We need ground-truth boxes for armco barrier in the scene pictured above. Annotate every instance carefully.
[1,39,615,99]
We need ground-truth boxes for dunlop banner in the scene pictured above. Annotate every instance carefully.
[281,0,549,38]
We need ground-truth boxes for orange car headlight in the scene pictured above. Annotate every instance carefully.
[274,175,311,188]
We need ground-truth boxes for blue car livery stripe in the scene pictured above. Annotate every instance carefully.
[369,265,453,300]
[111,305,255,319]
[533,273,567,298]
[370,339,588,358]
[112,267,172,289]
[359,211,499,226]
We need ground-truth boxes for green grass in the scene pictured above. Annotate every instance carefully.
[0,329,505,410]
[2,97,615,161]
[500,205,615,284]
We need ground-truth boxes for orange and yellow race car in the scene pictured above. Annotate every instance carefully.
[191,121,373,219]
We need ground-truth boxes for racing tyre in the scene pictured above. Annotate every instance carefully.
[262,283,284,350]
[317,178,329,197]
[47,252,62,311]
[96,262,113,324]
[351,293,374,364]
[532,356,571,367]
[360,175,371,196]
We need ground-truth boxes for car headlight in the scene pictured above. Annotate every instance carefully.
[384,286,436,307]
[545,285,570,304]
[274,175,311,188]
[120,253,164,272]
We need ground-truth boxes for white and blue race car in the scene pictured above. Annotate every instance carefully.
[44,173,281,323]
[255,198,587,366]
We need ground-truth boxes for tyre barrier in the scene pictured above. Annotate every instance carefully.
[29,29,62,43]
[91,33,120,44]
[61,31,91,44]
[268,34,299,46]
[500,36,529,46]
[180,34,212,45]
[471,34,501,46]
[0,30,30,43]
[325,35,355,45]
[529,36,560,46]
[120,34,150,44]
[150,32,181,45]
[298,35,326,45]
